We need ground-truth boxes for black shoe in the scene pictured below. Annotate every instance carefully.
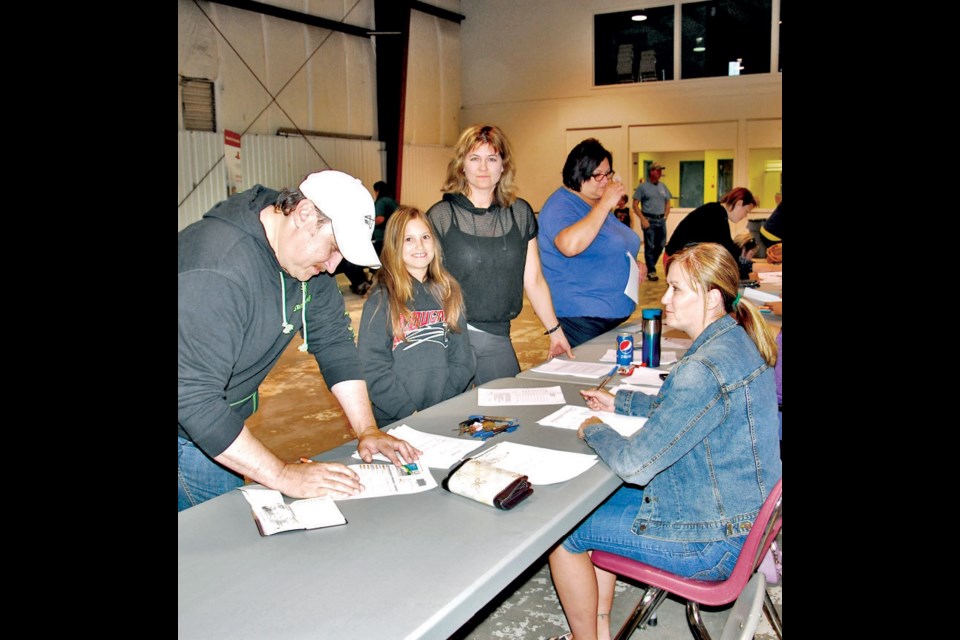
[646,273,659,281]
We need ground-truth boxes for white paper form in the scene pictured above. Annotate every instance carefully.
[624,251,640,304]
[620,367,667,388]
[537,405,648,438]
[472,441,598,485]
[599,349,678,365]
[338,461,438,500]
[478,386,566,406]
[530,360,618,379]
[351,424,484,469]
[742,287,782,303]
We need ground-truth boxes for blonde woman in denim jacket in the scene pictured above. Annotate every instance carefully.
[548,243,781,640]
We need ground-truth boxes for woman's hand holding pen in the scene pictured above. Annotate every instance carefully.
[278,458,363,499]
[580,388,615,413]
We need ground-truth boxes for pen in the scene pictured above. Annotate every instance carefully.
[595,374,613,391]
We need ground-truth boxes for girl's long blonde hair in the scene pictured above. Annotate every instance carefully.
[373,206,465,340]
[668,243,777,366]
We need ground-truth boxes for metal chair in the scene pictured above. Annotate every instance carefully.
[591,479,782,640]
[719,572,767,640]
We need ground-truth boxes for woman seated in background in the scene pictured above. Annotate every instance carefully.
[664,187,759,279]
[548,242,781,640]
[358,207,476,428]
[427,124,573,384]
[537,139,645,348]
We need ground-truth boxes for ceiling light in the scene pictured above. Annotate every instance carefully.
[631,12,647,22]
[693,36,706,52]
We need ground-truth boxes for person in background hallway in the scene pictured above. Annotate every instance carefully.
[612,193,631,227]
[358,206,476,427]
[178,170,420,511]
[334,257,373,295]
[427,124,573,384]
[632,162,672,281]
[664,187,759,280]
[538,138,645,348]
[372,181,399,258]
[548,243,781,640]
[760,201,782,264]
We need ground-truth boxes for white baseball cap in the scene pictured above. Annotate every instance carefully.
[299,170,381,268]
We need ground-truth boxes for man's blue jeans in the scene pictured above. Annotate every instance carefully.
[178,436,243,511]
[643,217,667,273]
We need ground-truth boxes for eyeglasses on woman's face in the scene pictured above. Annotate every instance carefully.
[590,169,615,182]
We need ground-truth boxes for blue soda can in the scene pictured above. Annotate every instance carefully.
[616,333,634,366]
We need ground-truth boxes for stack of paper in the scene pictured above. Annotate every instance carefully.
[619,367,666,389]
[599,349,678,366]
[472,441,598,485]
[530,360,617,379]
[478,385,565,406]
[537,405,648,438]
[743,288,782,304]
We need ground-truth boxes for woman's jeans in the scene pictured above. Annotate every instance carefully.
[562,485,745,580]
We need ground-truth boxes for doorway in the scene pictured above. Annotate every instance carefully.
[717,159,734,200]
[679,161,705,208]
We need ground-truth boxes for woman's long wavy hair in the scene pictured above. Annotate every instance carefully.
[667,242,777,366]
[441,124,518,207]
[372,206,465,340]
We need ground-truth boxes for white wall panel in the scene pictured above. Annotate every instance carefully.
[178,131,226,231]
[400,144,453,212]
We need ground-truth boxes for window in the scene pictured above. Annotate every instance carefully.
[595,1,779,85]
[681,1,772,79]
[181,77,216,132]
[594,6,675,86]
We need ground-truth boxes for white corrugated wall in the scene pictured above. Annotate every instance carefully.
[178,133,385,230]
[178,131,225,231]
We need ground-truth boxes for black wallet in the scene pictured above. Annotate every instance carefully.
[442,459,533,510]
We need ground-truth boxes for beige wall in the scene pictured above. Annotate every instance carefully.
[458,0,782,213]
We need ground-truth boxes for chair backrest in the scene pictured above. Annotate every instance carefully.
[726,478,782,589]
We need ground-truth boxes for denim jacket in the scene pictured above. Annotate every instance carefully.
[583,315,781,542]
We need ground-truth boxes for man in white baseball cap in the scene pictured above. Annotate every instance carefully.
[179,170,420,511]
[300,170,382,269]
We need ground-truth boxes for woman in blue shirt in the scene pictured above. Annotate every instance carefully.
[548,242,781,640]
[538,139,644,347]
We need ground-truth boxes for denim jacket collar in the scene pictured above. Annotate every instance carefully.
[686,314,737,357]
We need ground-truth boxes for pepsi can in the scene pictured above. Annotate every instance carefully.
[616,333,634,366]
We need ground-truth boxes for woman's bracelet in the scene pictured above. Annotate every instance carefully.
[544,323,562,335]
